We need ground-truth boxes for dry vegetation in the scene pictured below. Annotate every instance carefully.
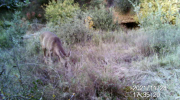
[1,0,180,100]
[2,27,180,99]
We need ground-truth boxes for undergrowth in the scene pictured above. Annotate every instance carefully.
[1,0,180,100]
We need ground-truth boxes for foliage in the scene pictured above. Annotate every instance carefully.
[0,0,30,10]
[90,4,119,31]
[134,0,180,26]
[131,25,180,56]
[0,11,28,48]
[45,11,91,44]
[0,0,19,8]
[0,9,14,21]
[21,0,46,23]
[84,16,94,29]
[44,0,80,24]
[37,0,50,5]
[114,0,139,14]
[89,0,103,8]
[76,0,103,11]
[149,26,180,55]
[0,46,43,100]
[1,0,180,99]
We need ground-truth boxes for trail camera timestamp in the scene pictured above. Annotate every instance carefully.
[131,85,167,91]
[133,91,160,98]
[131,85,167,98]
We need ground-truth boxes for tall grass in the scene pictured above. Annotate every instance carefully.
[2,23,180,99]
[1,0,180,100]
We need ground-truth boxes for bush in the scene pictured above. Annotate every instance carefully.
[134,0,180,27]
[0,11,29,49]
[59,12,91,44]
[132,26,180,56]
[44,0,80,24]
[25,35,41,55]
[90,4,119,31]
[84,16,94,29]
[74,0,103,7]
[114,0,139,14]
[0,0,19,8]
[0,46,43,100]
[149,26,180,55]
[37,0,50,5]
[0,0,30,9]
[45,11,91,45]
[89,0,103,8]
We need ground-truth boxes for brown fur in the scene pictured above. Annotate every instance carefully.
[40,31,70,64]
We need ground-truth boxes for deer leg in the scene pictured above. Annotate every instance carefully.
[65,61,68,68]
[47,50,53,64]
[43,48,48,64]
[57,54,61,62]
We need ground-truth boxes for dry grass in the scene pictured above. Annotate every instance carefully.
[25,29,152,99]
[1,26,180,100]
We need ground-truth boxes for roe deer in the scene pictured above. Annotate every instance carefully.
[40,31,71,66]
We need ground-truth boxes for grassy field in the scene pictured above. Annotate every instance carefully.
[0,0,180,100]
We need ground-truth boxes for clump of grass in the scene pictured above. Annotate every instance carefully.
[131,45,180,99]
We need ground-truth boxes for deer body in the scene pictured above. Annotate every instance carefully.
[40,31,70,64]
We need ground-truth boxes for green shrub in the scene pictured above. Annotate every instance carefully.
[0,11,29,49]
[0,9,14,21]
[45,11,90,44]
[134,0,180,25]
[76,0,103,11]
[149,26,180,55]
[37,0,50,5]
[0,46,43,100]
[44,0,80,24]
[134,26,180,56]
[89,0,103,8]
[114,0,139,14]
[0,33,9,48]
[59,12,91,44]
[90,4,119,31]
[0,0,19,8]
[0,0,30,10]
[25,35,41,55]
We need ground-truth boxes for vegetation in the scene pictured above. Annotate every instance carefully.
[133,0,180,25]
[1,0,180,100]
[114,0,139,14]
[0,0,30,9]
[44,0,80,24]
[90,4,119,31]
[0,11,28,48]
